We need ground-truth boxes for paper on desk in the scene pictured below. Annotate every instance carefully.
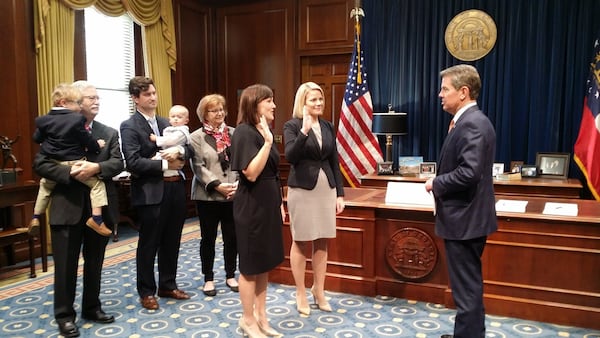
[495,199,528,213]
[385,182,434,207]
[542,202,578,216]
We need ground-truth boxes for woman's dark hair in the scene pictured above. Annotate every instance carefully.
[237,84,273,125]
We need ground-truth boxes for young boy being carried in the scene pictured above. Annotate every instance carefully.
[29,83,112,237]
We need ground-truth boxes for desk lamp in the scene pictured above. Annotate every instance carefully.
[371,106,408,174]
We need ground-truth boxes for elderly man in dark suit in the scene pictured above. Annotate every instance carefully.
[425,64,497,338]
[120,76,193,311]
[34,81,124,337]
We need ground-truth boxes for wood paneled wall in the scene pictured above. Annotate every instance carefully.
[0,0,38,182]
[214,0,296,146]
[171,0,213,133]
[1,0,356,182]
[173,0,355,153]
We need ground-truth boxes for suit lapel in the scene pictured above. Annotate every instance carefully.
[438,105,479,169]
[204,132,218,151]
[319,119,331,156]
[157,117,169,134]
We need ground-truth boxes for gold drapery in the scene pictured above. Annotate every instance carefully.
[34,0,177,117]
[34,0,74,116]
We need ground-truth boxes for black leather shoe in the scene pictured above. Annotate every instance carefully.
[202,288,217,296]
[58,321,80,337]
[226,281,239,292]
[82,310,115,323]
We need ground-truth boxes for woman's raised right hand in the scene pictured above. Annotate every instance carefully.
[257,115,273,145]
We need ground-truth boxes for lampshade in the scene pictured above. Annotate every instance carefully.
[372,112,408,135]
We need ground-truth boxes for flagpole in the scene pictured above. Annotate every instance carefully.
[350,3,364,84]
[337,2,384,187]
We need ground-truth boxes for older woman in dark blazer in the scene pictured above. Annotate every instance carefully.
[190,94,238,296]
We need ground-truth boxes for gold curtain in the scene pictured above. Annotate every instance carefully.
[34,0,75,116]
[34,0,177,117]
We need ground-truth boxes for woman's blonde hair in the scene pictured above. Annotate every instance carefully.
[292,82,324,119]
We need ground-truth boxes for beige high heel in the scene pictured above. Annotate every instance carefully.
[311,287,332,312]
[238,318,267,338]
[253,311,282,337]
[296,304,310,316]
[295,294,310,316]
[257,321,283,337]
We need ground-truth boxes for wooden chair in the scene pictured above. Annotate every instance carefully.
[0,200,37,278]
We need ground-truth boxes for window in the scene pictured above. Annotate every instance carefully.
[84,7,135,131]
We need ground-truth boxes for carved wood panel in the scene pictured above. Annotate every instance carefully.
[172,0,213,134]
[298,0,354,51]
[216,0,295,137]
[300,54,350,128]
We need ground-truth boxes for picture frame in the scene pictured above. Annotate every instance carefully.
[419,162,436,178]
[377,162,394,175]
[535,152,570,178]
[398,156,423,176]
[509,161,524,173]
[520,165,539,177]
[492,163,504,177]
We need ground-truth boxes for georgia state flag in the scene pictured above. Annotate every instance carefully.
[574,37,600,200]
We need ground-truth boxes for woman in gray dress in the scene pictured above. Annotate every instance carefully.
[283,82,345,315]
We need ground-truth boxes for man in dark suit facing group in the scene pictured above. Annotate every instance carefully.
[34,81,124,337]
[425,64,497,338]
[119,76,192,311]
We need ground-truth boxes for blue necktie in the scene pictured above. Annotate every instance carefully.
[149,118,160,136]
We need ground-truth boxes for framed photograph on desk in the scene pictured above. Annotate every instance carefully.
[535,152,570,178]
[510,161,524,173]
[419,162,436,178]
[521,165,539,178]
[492,163,504,177]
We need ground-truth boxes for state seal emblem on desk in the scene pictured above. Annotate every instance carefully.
[385,228,437,280]
[445,9,497,61]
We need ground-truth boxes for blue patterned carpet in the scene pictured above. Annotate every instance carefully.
[1,221,599,337]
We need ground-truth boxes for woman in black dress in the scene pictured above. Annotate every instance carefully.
[231,84,284,337]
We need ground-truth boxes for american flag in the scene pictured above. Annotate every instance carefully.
[336,20,383,187]
[574,35,600,200]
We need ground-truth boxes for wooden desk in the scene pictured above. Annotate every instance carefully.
[0,181,48,277]
[360,173,583,199]
[272,188,600,330]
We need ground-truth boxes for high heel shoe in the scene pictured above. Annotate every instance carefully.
[311,287,332,312]
[238,318,267,338]
[257,321,283,337]
[296,304,310,316]
[295,294,310,316]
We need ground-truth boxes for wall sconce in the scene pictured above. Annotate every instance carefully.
[372,106,408,174]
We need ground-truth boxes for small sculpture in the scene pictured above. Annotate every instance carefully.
[1,135,19,171]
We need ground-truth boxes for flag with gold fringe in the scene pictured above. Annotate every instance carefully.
[336,7,383,187]
[574,35,600,200]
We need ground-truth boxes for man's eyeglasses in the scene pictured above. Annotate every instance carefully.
[207,108,226,114]
[83,95,100,101]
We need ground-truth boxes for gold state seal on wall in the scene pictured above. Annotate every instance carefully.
[445,9,497,61]
[385,228,438,280]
